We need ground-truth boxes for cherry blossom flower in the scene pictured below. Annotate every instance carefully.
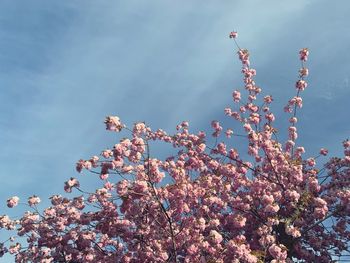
[229,31,238,38]
[6,196,19,208]
[299,47,309,61]
[104,116,123,132]
[27,195,41,206]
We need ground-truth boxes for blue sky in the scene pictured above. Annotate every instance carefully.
[0,0,349,260]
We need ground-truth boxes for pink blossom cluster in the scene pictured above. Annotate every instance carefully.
[1,33,350,262]
[104,116,124,132]
[6,196,19,208]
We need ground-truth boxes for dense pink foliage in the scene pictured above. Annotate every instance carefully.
[1,33,350,262]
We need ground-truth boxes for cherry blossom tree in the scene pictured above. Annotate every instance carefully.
[1,32,349,263]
